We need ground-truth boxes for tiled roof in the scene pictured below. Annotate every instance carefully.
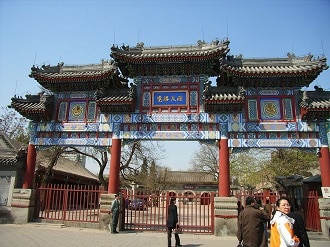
[299,89,330,121]
[203,86,245,112]
[221,54,328,87]
[206,93,244,101]
[36,153,98,181]
[30,61,116,81]
[29,61,119,92]
[11,100,47,113]
[300,89,330,109]
[96,86,136,113]
[303,174,321,183]
[97,94,134,104]
[10,94,54,121]
[0,132,26,169]
[223,54,328,76]
[111,40,230,77]
[166,171,216,184]
[111,40,230,62]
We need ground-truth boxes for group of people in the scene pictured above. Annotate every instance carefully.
[237,196,310,247]
[109,194,182,247]
[110,193,309,247]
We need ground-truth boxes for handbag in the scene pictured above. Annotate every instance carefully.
[173,227,183,234]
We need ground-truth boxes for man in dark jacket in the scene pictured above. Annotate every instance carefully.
[287,211,310,247]
[167,197,181,247]
[237,196,269,247]
[110,194,120,234]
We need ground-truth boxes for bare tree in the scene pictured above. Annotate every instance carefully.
[190,144,272,189]
[190,144,219,178]
[119,141,166,183]
[145,159,171,193]
[0,107,29,143]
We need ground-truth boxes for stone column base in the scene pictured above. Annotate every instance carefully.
[214,197,238,237]
[319,198,330,239]
[99,194,112,231]
[99,193,124,231]
[10,189,36,224]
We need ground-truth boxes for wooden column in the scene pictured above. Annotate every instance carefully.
[23,144,36,189]
[108,137,121,194]
[319,145,330,187]
[218,137,230,197]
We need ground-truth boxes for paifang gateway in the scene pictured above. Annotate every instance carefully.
[10,39,330,194]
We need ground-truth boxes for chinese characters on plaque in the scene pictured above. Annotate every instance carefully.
[153,91,187,106]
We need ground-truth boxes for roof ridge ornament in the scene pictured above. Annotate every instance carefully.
[202,81,212,99]
[287,52,296,59]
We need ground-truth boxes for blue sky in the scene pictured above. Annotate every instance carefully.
[1,0,329,172]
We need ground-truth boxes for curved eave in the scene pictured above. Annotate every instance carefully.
[30,71,115,91]
[96,99,134,105]
[97,102,135,113]
[10,100,53,121]
[300,107,330,121]
[111,41,230,63]
[204,100,244,113]
[11,101,46,112]
[0,157,16,164]
[96,94,134,104]
[222,64,324,78]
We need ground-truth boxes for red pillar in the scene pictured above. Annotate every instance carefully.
[23,144,37,189]
[108,137,121,194]
[319,146,330,187]
[218,137,230,197]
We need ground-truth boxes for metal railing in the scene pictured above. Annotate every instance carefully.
[35,184,106,223]
[123,190,214,234]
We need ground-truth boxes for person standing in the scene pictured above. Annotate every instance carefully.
[287,210,310,247]
[255,197,268,247]
[167,197,182,247]
[237,196,269,247]
[264,198,273,229]
[110,193,120,234]
[237,200,244,215]
[270,197,300,247]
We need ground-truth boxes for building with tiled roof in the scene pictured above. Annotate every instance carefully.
[164,171,217,197]
[35,152,99,186]
[0,132,26,207]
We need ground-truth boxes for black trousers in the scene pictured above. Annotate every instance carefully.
[167,227,180,247]
[111,211,119,232]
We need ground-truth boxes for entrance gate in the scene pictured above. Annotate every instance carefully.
[34,185,214,234]
[123,191,214,234]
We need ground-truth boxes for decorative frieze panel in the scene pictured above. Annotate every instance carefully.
[122,130,219,140]
[229,138,320,148]
[34,137,111,147]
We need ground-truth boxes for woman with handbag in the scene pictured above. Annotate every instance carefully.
[167,197,182,247]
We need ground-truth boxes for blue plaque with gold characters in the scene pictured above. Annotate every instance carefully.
[153,91,187,106]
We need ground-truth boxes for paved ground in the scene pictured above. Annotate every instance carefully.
[0,223,329,247]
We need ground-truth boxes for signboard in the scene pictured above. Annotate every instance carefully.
[321,187,330,198]
[153,91,187,106]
